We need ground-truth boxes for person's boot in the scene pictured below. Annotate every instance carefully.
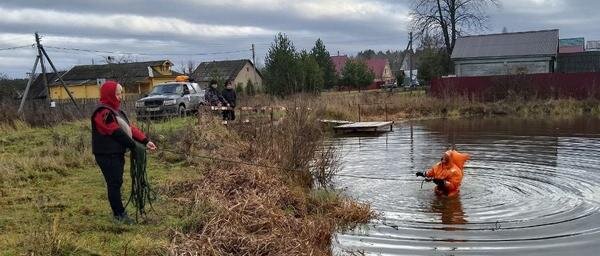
[114,212,135,225]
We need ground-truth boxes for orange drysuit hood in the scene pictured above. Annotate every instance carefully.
[445,150,470,170]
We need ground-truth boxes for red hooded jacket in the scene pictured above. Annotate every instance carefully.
[92,81,148,144]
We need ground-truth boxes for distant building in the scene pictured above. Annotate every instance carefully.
[365,58,394,84]
[330,55,393,84]
[558,51,600,73]
[331,55,349,77]
[25,71,65,99]
[587,40,600,51]
[451,29,559,77]
[191,59,262,90]
[49,60,179,99]
[559,38,585,53]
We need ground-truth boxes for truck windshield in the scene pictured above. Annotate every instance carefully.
[149,84,183,95]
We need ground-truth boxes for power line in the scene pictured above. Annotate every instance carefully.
[0,45,34,51]
[44,46,250,56]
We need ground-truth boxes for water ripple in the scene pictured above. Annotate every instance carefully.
[333,118,600,256]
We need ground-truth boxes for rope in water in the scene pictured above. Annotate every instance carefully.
[126,142,156,220]
[159,147,424,182]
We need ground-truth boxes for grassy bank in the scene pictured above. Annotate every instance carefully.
[0,110,373,255]
[240,90,600,122]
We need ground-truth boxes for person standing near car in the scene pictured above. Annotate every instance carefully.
[205,79,224,107]
[91,81,157,224]
[221,79,237,121]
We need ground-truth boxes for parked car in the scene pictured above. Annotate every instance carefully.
[135,81,205,119]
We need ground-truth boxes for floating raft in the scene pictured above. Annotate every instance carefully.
[332,121,394,133]
[320,119,354,126]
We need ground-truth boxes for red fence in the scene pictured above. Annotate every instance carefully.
[430,72,600,100]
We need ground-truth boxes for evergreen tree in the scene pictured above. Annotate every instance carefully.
[310,39,337,89]
[264,33,300,96]
[417,48,450,85]
[245,79,255,96]
[298,51,324,94]
[341,59,375,91]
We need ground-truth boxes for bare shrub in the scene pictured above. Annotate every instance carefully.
[311,144,343,190]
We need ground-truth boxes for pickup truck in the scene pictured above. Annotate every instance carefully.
[135,82,205,119]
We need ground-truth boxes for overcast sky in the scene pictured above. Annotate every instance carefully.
[1,0,599,78]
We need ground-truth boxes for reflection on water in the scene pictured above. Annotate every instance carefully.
[430,196,466,228]
[332,117,600,256]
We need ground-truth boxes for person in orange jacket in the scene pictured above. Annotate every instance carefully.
[416,150,470,197]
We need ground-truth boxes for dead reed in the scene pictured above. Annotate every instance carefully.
[163,105,374,255]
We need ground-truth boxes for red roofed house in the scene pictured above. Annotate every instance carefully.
[331,55,349,76]
[365,58,394,84]
[330,55,394,89]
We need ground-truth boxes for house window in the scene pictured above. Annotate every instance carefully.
[246,67,249,72]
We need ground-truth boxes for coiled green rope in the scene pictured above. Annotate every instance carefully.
[126,142,156,220]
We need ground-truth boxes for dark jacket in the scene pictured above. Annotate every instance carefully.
[222,88,237,108]
[205,87,224,106]
[92,105,133,154]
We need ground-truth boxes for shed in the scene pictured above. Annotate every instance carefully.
[451,29,559,77]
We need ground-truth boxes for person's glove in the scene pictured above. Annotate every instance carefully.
[415,172,425,177]
[432,179,446,186]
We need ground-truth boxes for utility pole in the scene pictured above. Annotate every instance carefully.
[252,44,256,66]
[397,32,414,87]
[18,46,40,115]
[18,32,81,116]
[251,43,258,89]
[408,32,413,87]
[36,33,49,106]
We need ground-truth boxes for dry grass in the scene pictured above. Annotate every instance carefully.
[163,108,375,255]
[240,90,600,122]
[1,100,374,255]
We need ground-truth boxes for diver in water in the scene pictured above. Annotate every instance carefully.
[416,150,470,197]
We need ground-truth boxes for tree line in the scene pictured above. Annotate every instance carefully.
[263,33,376,97]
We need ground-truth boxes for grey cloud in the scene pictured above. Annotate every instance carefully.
[2,0,600,77]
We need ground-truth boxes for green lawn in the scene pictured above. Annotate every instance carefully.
[0,118,202,255]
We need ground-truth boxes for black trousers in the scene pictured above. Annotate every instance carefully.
[222,109,235,121]
[94,154,126,217]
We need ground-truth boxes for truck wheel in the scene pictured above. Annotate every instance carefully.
[179,105,186,117]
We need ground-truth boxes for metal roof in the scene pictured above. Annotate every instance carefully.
[59,60,173,82]
[191,59,262,82]
[451,29,559,59]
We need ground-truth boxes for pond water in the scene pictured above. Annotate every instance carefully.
[332,117,600,256]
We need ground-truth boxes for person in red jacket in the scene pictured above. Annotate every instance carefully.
[416,150,470,197]
[91,81,156,223]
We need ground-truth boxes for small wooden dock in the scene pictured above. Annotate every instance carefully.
[333,121,394,133]
[320,119,354,126]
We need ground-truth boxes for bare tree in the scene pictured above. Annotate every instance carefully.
[104,55,135,64]
[410,0,499,55]
[186,60,196,75]
[103,55,137,93]
[178,60,187,75]
[177,60,197,75]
